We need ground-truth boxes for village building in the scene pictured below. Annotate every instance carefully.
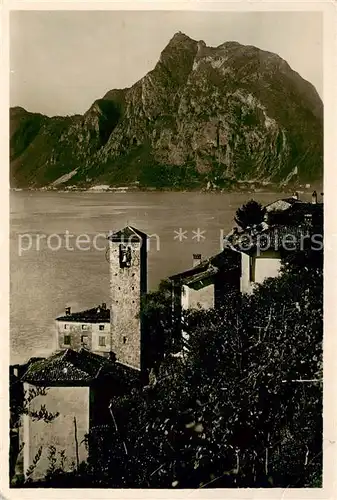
[55,304,110,356]
[225,192,323,294]
[14,348,138,482]
[169,250,240,319]
[169,192,323,313]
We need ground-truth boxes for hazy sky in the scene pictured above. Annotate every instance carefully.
[10,10,323,117]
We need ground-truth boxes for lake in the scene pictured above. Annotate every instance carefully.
[10,190,293,364]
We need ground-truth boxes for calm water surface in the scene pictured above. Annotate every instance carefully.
[10,190,290,364]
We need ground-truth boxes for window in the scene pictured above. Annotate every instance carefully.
[123,336,127,344]
[81,335,88,346]
[99,336,106,347]
[82,324,88,330]
[64,324,68,329]
[99,324,105,331]
[249,256,255,283]
[64,335,71,345]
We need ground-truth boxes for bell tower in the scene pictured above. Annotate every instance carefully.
[107,226,148,371]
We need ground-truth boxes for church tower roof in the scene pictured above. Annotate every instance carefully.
[107,226,148,243]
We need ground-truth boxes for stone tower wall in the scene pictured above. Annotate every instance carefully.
[109,236,147,370]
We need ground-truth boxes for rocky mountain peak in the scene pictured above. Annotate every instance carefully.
[10,33,323,190]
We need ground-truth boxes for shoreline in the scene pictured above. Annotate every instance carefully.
[10,184,322,195]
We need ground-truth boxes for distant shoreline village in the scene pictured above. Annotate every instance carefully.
[10,181,321,195]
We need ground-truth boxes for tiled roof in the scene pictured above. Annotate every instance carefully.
[225,198,323,255]
[169,249,240,285]
[56,306,110,323]
[107,226,147,243]
[265,197,301,212]
[225,223,322,255]
[183,266,218,287]
[21,348,114,386]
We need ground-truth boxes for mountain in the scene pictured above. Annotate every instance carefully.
[10,32,323,190]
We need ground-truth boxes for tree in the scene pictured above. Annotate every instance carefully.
[235,199,266,229]
[140,279,177,374]
[83,258,322,488]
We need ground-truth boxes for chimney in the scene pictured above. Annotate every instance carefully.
[312,190,317,204]
[193,254,202,267]
[102,302,107,310]
[65,306,71,316]
[292,191,299,200]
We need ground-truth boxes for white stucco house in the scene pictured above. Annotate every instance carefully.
[224,193,323,294]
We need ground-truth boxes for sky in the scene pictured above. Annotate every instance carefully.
[10,10,323,117]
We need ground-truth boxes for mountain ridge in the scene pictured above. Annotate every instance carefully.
[10,32,323,190]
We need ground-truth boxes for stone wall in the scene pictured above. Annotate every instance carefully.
[109,238,147,370]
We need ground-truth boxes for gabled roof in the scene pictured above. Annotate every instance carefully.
[225,223,322,255]
[265,197,302,212]
[107,226,148,243]
[182,265,218,287]
[56,305,110,323]
[169,249,240,286]
[21,348,114,386]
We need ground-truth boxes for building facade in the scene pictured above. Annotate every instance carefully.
[169,250,241,346]
[226,193,323,294]
[55,304,110,356]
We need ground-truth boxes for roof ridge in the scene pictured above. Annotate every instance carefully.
[107,226,148,242]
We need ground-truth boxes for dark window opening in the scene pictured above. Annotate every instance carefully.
[64,335,71,346]
[99,325,105,331]
[249,256,255,283]
[99,336,106,347]
[81,335,88,346]
[123,336,127,344]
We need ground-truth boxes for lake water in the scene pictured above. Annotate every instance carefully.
[10,190,292,364]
